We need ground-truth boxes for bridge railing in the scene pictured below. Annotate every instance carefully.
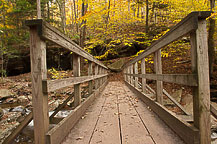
[25,20,109,144]
[123,11,211,144]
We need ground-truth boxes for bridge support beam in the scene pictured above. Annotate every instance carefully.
[154,49,163,104]
[29,26,49,144]
[73,54,81,107]
[190,19,211,144]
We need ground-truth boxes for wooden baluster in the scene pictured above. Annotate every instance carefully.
[95,64,99,89]
[134,62,139,88]
[127,66,130,82]
[190,19,211,144]
[30,27,49,144]
[88,61,93,95]
[73,54,81,107]
[141,58,146,92]
[130,65,133,84]
[100,67,103,85]
[154,50,163,104]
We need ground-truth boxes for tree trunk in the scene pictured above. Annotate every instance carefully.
[208,0,216,78]
[137,0,140,18]
[146,0,149,33]
[79,0,88,48]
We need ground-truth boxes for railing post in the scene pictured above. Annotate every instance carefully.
[127,66,130,82]
[95,64,99,89]
[88,61,93,94]
[73,54,81,107]
[190,19,211,144]
[130,65,133,84]
[134,62,139,88]
[29,26,49,144]
[154,50,163,104]
[141,58,146,92]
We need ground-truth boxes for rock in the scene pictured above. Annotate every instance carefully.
[181,94,193,105]
[108,58,125,72]
[181,94,193,115]
[0,89,13,98]
[18,96,29,103]
[164,89,183,105]
[183,101,193,115]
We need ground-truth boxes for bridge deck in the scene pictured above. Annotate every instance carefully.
[62,81,185,144]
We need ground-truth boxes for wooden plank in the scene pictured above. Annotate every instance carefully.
[90,82,121,144]
[62,84,107,144]
[194,19,211,144]
[46,81,108,144]
[123,12,211,68]
[73,54,81,107]
[2,112,33,144]
[25,20,107,69]
[130,65,133,84]
[124,81,199,144]
[154,50,163,104]
[29,27,49,144]
[123,85,185,144]
[118,84,155,144]
[211,104,217,119]
[125,74,198,86]
[43,74,108,92]
[88,61,93,95]
[163,89,190,115]
[141,58,146,92]
[134,62,139,88]
[95,65,99,89]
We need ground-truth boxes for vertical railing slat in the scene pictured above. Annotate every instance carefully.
[154,50,163,104]
[30,27,49,144]
[73,54,81,107]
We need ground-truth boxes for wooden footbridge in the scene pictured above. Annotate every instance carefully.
[3,11,214,144]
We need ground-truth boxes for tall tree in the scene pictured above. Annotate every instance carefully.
[208,0,216,77]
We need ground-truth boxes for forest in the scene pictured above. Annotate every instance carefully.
[0,0,216,76]
[0,0,217,143]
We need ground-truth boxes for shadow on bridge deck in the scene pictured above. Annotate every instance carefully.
[62,81,185,144]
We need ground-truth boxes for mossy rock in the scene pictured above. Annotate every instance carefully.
[108,59,125,72]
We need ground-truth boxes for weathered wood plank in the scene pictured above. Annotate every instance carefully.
[154,50,163,104]
[26,20,107,69]
[211,103,217,119]
[124,81,199,144]
[118,86,155,144]
[141,58,146,92]
[88,61,93,95]
[73,54,81,107]
[123,85,185,144]
[90,82,121,144]
[43,74,108,93]
[123,12,211,68]
[46,81,108,144]
[29,27,49,144]
[125,74,198,86]
[61,85,107,144]
[194,20,211,144]
[95,65,99,89]
[130,65,133,84]
[134,62,139,88]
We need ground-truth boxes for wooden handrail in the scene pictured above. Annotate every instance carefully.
[25,19,107,69]
[123,11,211,144]
[25,19,109,144]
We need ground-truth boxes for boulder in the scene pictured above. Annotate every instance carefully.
[182,94,193,115]
[108,59,125,72]
[0,89,13,98]
[164,89,182,105]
